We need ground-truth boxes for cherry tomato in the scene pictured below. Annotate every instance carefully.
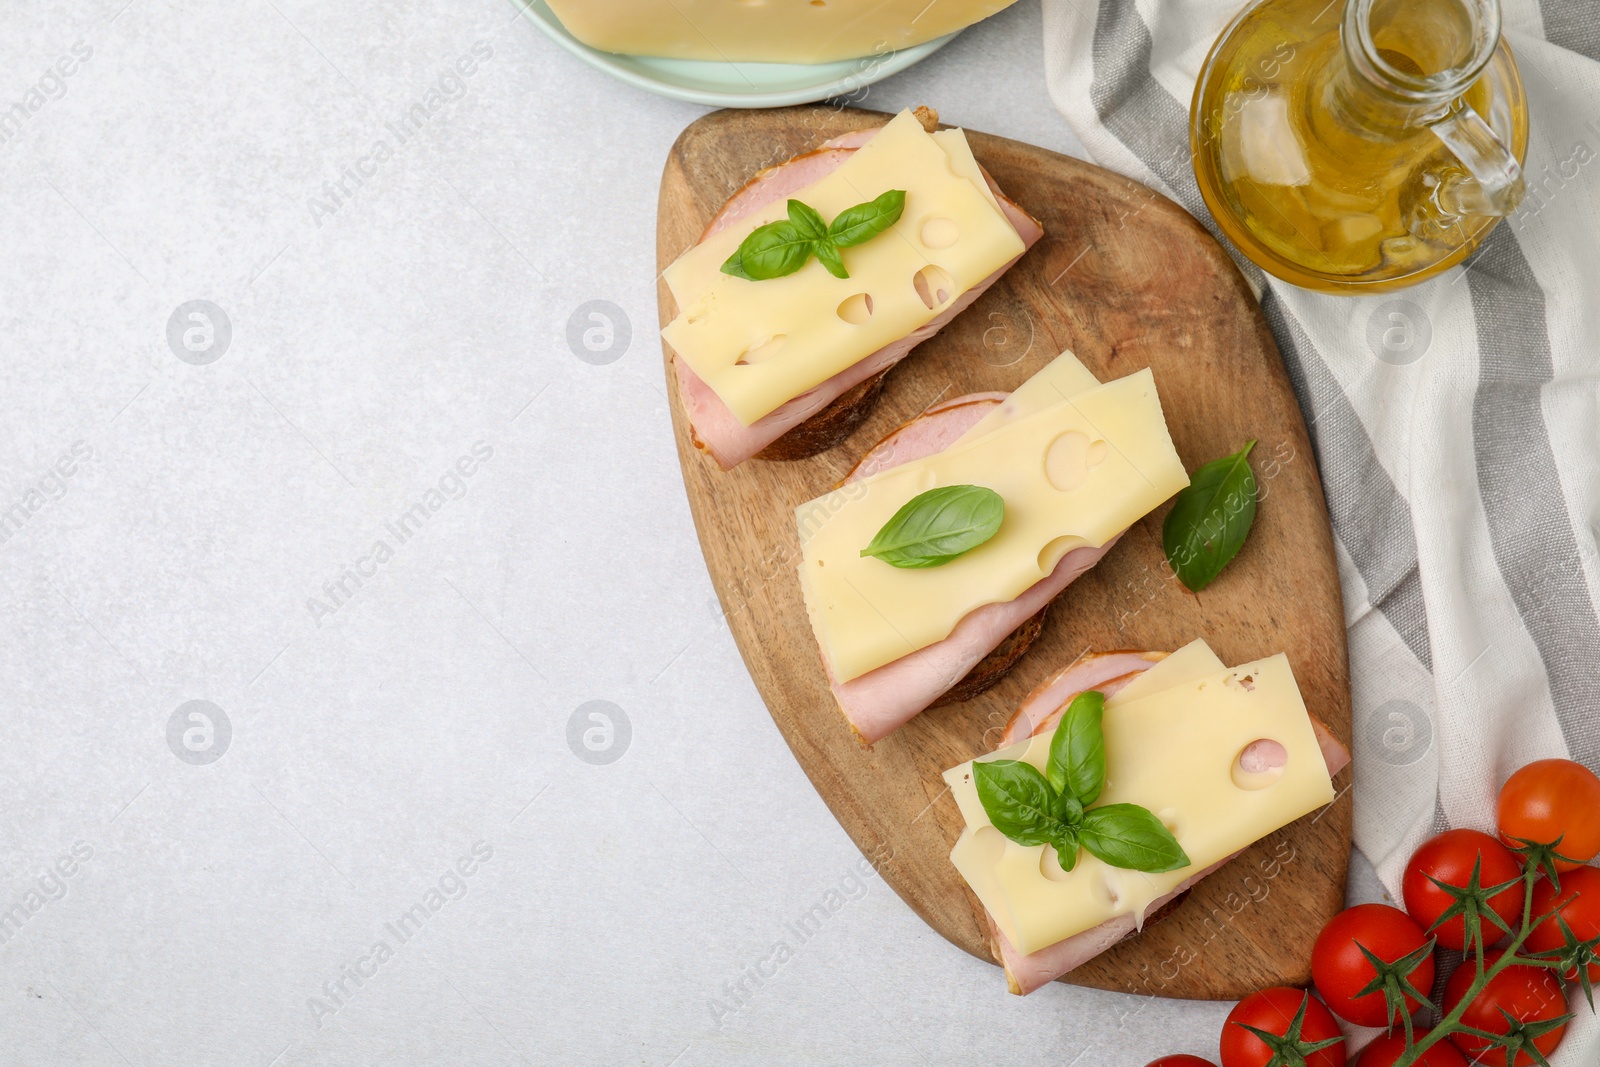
[1401,829,1522,950]
[1524,864,1600,982]
[1498,758,1600,870]
[1353,1032,1468,1067]
[1441,949,1568,1066]
[1145,1058,1219,1067]
[1312,903,1436,1027]
[1220,986,1346,1067]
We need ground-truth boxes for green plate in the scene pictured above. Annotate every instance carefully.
[513,0,958,108]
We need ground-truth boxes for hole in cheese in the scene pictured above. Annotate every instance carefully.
[1232,738,1289,790]
[1044,431,1093,492]
[1040,845,1074,883]
[836,292,874,325]
[734,334,786,366]
[1037,535,1077,573]
[912,264,955,310]
[971,826,1008,865]
[920,217,960,249]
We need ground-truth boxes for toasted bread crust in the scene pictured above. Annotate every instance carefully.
[934,603,1051,707]
[754,369,890,461]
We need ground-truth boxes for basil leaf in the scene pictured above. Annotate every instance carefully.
[973,760,1060,847]
[719,194,902,282]
[726,220,814,281]
[1047,690,1107,806]
[828,189,906,247]
[861,485,1003,568]
[1162,440,1258,593]
[1051,790,1083,826]
[813,240,849,279]
[1051,827,1081,873]
[1079,804,1191,874]
[787,199,828,242]
[719,248,754,279]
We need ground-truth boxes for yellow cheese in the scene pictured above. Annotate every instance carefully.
[943,642,1336,955]
[796,368,1187,683]
[541,1,1022,64]
[945,641,1216,831]
[955,349,1103,443]
[930,129,1004,215]
[664,121,1003,308]
[1110,637,1225,703]
[662,110,1025,426]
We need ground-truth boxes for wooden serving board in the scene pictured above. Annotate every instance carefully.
[657,106,1352,1000]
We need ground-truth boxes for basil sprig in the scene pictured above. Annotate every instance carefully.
[973,691,1190,875]
[721,191,906,281]
[1163,440,1258,593]
[860,484,1002,568]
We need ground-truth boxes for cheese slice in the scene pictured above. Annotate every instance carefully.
[661,120,1009,307]
[931,129,1005,216]
[796,367,1187,683]
[541,1,1022,64]
[1109,637,1225,703]
[662,110,1026,426]
[955,349,1103,443]
[945,642,1216,833]
[943,641,1336,955]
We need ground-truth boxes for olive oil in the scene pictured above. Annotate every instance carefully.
[1192,0,1527,291]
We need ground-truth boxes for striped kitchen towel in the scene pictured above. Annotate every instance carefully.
[1042,0,1600,1057]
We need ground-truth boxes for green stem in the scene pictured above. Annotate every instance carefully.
[1390,874,1543,1067]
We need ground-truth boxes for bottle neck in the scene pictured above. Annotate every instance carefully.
[1337,0,1497,119]
[1310,34,1419,150]
[1309,0,1496,155]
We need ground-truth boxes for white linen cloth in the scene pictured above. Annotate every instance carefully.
[1041,0,1600,1059]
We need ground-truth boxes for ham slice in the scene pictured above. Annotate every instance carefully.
[671,123,1044,470]
[820,396,1124,744]
[999,650,1170,745]
[843,392,1009,482]
[992,856,1238,995]
[979,653,1353,993]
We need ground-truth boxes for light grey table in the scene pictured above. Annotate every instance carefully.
[0,1,1383,1062]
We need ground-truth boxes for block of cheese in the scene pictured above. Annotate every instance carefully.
[541,1,1022,64]
[943,641,1336,955]
[796,366,1187,683]
[661,110,1025,426]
